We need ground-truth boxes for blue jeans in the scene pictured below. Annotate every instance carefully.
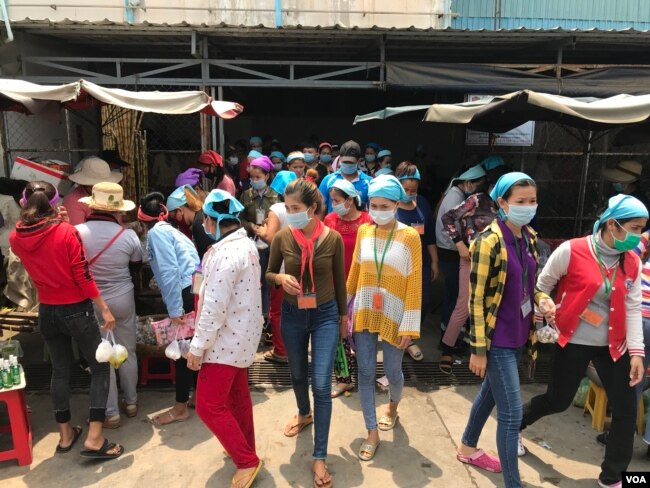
[281,299,339,460]
[637,318,650,444]
[462,347,523,488]
[354,330,405,430]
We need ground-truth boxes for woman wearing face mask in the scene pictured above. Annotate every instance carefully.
[346,174,422,462]
[266,178,347,488]
[360,142,380,177]
[319,140,372,213]
[167,184,212,260]
[323,179,372,397]
[319,142,334,173]
[395,162,438,362]
[434,164,487,351]
[197,150,237,197]
[518,194,647,488]
[239,156,280,332]
[375,150,393,176]
[270,151,286,174]
[456,173,554,488]
[287,151,307,179]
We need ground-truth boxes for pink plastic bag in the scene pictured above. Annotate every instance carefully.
[151,311,196,346]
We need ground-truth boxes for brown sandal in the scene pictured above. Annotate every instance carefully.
[283,413,314,437]
[313,461,333,488]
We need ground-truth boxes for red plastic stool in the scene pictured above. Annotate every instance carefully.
[0,388,33,466]
[139,356,176,386]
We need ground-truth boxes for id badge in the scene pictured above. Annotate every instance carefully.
[192,272,203,295]
[298,293,317,309]
[411,222,425,235]
[520,296,532,318]
[580,307,605,328]
[256,208,266,225]
[373,288,385,311]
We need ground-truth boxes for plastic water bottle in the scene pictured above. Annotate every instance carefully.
[1,359,11,388]
[10,355,20,386]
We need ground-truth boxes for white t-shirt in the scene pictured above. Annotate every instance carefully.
[269,202,288,230]
[76,219,143,300]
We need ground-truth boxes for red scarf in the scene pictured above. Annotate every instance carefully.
[290,220,325,294]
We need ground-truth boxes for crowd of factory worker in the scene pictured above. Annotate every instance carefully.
[6,135,650,488]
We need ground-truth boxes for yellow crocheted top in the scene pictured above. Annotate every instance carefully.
[346,222,422,346]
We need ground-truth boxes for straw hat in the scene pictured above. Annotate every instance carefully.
[79,182,135,212]
[69,157,122,185]
[603,160,643,184]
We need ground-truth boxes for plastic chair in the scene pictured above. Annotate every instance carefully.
[0,388,33,466]
[139,356,176,386]
[583,381,610,431]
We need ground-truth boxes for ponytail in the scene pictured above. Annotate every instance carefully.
[19,181,57,225]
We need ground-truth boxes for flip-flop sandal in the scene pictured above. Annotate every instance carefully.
[151,410,189,427]
[231,460,263,488]
[313,463,333,488]
[358,441,380,461]
[378,414,398,431]
[121,399,138,418]
[439,357,453,375]
[457,448,502,473]
[80,439,124,460]
[283,414,314,437]
[331,384,353,398]
[263,350,288,364]
[407,343,424,361]
[56,426,83,453]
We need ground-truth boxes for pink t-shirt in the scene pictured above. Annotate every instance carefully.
[62,185,91,226]
[216,174,237,197]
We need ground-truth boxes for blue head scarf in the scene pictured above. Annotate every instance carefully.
[592,194,649,236]
[270,151,286,163]
[166,184,197,212]
[249,136,262,146]
[489,171,535,220]
[377,149,392,159]
[375,167,393,177]
[287,152,305,164]
[366,142,380,153]
[331,178,361,206]
[447,164,487,192]
[481,155,505,171]
[368,174,407,202]
[202,189,245,241]
[248,150,262,159]
[269,170,297,196]
[397,168,421,181]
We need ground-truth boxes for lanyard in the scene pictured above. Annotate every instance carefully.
[512,231,530,293]
[592,237,618,297]
[256,188,267,209]
[374,222,397,287]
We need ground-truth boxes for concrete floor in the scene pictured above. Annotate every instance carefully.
[1,384,650,488]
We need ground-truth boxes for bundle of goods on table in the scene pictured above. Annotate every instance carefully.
[10,157,73,193]
[0,354,22,390]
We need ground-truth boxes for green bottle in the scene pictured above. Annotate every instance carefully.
[1,359,11,388]
[10,356,20,386]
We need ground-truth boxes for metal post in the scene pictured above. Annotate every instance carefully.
[0,112,10,177]
[210,86,217,151]
[217,86,225,156]
[64,110,74,165]
[574,130,593,237]
[379,35,386,91]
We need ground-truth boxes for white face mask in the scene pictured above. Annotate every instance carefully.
[370,208,396,225]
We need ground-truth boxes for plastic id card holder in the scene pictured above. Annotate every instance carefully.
[411,222,425,235]
[373,288,386,311]
[192,272,203,295]
[520,296,532,318]
[298,293,317,309]
[580,307,605,328]
[256,208,266,225]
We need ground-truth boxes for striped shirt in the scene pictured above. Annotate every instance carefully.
[634,231,650,318]
[346,222,422,345]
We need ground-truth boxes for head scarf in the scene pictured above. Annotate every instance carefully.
[250,155,274,173]
[375,167,393,177]
[175,167,204,187]
[489,171,534,202]
[368,174,407,202]
[481,155,505,171]
[202,189,245,240]
[249,136,263,146]
[287,151,305,164]
[269,170,297,195]
[248,150,262,160]
[397,167,421,181]
[592,194,649,236]
[366,142,380,153]
[377,149,392,159]
[167,185,192,212]
[331,178,361,205]
[137,205,168,223]
[197,150,223,167]
[270,151,286,163]
[319,142,333,151]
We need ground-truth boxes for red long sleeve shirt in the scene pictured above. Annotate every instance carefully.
[10,218,100,305]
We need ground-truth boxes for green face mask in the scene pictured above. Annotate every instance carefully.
[611,220,642,251]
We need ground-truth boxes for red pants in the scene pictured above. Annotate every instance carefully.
[269,285,287,357]
[196,363,259,469]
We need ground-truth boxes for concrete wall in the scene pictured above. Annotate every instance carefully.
[8,0,452,29]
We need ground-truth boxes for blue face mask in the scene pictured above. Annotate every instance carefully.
[320,154,332,164]
[202,221,218,241]
[251,179,267,191]
[504,204,538,227]
[403,194,417,203]
[365,154,376,163]
[304,153,315,164]
[340,162,358,175]
[613,182,625,193]
[287,210,311,229]
[333,202,350,217]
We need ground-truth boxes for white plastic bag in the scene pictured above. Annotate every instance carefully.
[165,329,182,361]
[536,324,559,344]
[95,336,113,363]
[178,338,191,359]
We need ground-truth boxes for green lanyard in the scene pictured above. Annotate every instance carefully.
[512,231,530,293]
[593,237,618,297]
[374,222,397,288]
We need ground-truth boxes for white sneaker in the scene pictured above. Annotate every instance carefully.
[517,433,527,457]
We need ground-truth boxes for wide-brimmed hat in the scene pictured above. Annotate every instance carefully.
[603,160,643,184]
[69,157,122,185]
[79,182,135,212]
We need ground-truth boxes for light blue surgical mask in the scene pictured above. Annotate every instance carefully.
[320,154,332,164]
[365,154,376,163]
[613,182,625,193]
[202,222,218,241]
[504,204,538,227]
[340,162,358,175]
[403,194,417,203]
[304,153,315,164]
[251,179,267,191]
[287,210,311,229]
[273,162,284,171]
[333,202,350,217]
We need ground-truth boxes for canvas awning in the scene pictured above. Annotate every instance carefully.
[0,79,243,118]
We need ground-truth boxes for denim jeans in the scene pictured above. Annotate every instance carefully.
[354,330,405,430]
[39,299,110,423]
[637,317,650,444]
[462,347,523,488]
[281,299,339,460]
